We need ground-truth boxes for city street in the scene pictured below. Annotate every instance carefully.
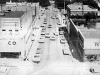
[0,3,99,75]
[29,6,93,75]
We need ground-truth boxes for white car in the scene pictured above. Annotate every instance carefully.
[40,24,45,27]
[50,36,56,41]
[53,32,58,36]
[36,50,42,54]
[33,54,41,64]
[59,31,64,35]
[45,33,50,38]
[31,36,35,41]
[38,38,45,43]
[51,16,55,19]
[62,49,70,55]
[60,39,67,44]
[56,16,59,19]
[57,22,61,25]
[54,9,57,12]
[44,22,47,24]
[48,26,52,28]
[41,32,45,35]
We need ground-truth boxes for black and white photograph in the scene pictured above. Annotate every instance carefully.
[0,0,100,75]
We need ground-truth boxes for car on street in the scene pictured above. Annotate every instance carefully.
[44,21,47,24]
[51,16,55,19]
[56,16,59,19]
[60,39,67,44]
[59,31,64,35]
[50,36,56,41]
[57,22,61,25]
[42,27,46,30]
[38,38,45,43]
[31,36,35,41]
[41,32,45,35]
[45,33,50,38]
[48,24,52,26]
[41,29,45,32]
[36,50,42,54]
[48,25,52,28]
[40,24,45,27]
[62,49,70,55]
[53,32,58,36]
[33,54,41,64]
[48,26,52,28]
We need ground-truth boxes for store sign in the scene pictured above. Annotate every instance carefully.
[84,39,100,49]
[8,41,16,45]
[95,42,100,46]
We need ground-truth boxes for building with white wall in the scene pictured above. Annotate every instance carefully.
[66,3,98,18]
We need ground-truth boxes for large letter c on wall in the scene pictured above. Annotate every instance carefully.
[8,41,11,45]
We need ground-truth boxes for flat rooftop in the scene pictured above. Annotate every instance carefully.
[0,11,25,18]
[76,24,100,38]
[67,3,98,12]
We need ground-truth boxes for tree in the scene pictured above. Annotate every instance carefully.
[12,0,19,2]
[6,0,10,2]
[84,12,92,23]
[26,0,40,3]
[83,0,99,9]
[25,0,32,2]
[39,0,50,7]
[32,0,40,2]
[55,0,72,9]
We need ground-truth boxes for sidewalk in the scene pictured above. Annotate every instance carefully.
[57,11,67,27]
[57,11,82,62]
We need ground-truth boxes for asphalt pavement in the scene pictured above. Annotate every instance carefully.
[31,6,94,75]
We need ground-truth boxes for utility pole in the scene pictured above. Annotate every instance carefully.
[64,0,65,14]
[82,0,84,16]
[35,4,36,16]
